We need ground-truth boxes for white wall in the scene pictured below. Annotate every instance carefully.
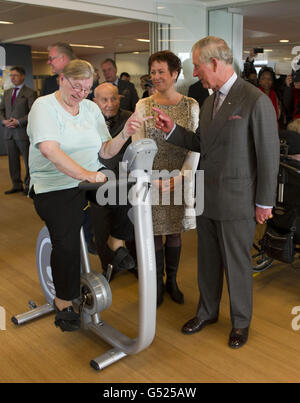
[116,52,149,97]
[208,9,243,74]
[156,1,208,94]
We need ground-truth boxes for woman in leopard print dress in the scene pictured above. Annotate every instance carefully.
[133,51,199,306]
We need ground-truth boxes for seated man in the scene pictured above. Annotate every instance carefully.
[91,83,136,278]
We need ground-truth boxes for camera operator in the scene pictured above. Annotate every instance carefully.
[283,70,300,122]
[242,48,258,86]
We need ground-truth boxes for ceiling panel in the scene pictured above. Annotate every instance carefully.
[0,0,300,63]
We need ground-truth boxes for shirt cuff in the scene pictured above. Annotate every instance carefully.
[256,204,273,209]
[165,124,177,140]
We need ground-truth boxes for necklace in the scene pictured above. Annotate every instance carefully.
[55,91,79,116]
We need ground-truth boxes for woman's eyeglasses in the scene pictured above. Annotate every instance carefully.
[65,76,92,95]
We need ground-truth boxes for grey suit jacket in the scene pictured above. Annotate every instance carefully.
[0,85,37,141]
[168,77,280,221]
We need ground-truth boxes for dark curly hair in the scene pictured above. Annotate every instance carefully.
[258,66,276,85]
[148,51,182,81]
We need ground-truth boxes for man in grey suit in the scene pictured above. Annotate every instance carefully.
[101,58,139,112]
[153,36,280,348]
[0,66,37,194]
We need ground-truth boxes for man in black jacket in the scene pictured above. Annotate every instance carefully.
[188,80,209,108]
[42,42,76,95]
[101,58,139,112]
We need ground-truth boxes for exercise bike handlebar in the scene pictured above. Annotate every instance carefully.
[78,180,106,191]
[78,177,137,192]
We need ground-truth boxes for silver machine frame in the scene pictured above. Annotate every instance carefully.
[12,139,158,371]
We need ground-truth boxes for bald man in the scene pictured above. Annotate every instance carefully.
[91,83,135,278]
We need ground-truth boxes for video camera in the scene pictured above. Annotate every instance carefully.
[292,53,300,82]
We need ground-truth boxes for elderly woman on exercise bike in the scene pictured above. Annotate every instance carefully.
[27,59,145,332]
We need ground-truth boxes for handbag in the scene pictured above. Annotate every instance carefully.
[260,208,297,264]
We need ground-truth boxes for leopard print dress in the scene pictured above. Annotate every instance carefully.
[133,95,199,235]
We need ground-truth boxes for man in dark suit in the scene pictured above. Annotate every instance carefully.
[42,42,76,95]
[153,36,280,348]
[101,58,139,112]
[0,66,37,194]
[188,80,209,108]
[91,83,135,278]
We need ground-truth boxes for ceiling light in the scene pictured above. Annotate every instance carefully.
[280,40,290,43]
[133,52,140,54]
[136,39,150,43]
[70,44,104,49]
[32,51,48,54]
[0,21,13,24]
[264,49,273,52]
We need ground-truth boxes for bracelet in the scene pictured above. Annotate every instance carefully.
[120,131,128,141]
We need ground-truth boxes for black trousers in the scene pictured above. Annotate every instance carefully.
[33,187,133,300]
[90,202,135,270]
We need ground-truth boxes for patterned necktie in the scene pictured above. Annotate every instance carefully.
[212,91,221,119]
[105,117,114,132]
[11,87,18,106]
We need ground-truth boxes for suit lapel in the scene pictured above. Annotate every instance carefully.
[202,78,247,152]
[5,88,14,116]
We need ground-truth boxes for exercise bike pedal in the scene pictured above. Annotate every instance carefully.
[28,300,38,310]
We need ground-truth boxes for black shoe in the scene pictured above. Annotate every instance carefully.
[23,187,29,196]
[182,316,218,335]
[112,246,136,271]
[4,187,23,195]
[165,279,184,304]
[228,327,249,349]
[53,301,80,332]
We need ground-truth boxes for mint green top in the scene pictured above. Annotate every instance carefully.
[28,93,111,194]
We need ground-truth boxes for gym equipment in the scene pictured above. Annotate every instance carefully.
[12,139,158,370]
[252,149,300,273]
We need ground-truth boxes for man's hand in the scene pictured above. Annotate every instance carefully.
[5,118,19,128]
[249,48,257,61]
[256,206,273,224]
[152,107,175,134]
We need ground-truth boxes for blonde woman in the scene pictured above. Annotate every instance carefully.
[27,59,143,331]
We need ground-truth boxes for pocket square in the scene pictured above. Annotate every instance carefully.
[228,115,242,120]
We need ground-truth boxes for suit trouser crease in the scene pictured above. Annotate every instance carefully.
[6,138,30,188]
[196,216,256,329]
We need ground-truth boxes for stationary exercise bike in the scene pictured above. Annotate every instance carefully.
[12,139,158,371]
